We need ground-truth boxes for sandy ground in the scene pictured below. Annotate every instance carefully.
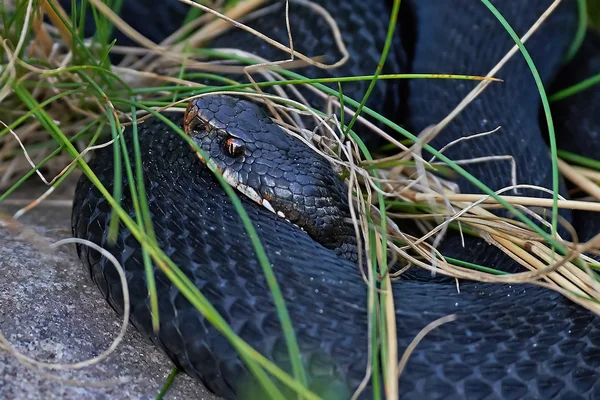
[0,180,218,400]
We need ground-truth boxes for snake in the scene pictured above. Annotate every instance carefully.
[67,0,600,398]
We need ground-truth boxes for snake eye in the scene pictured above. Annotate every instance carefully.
[223,137,245,158]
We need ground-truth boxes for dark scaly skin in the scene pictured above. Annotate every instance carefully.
[68,0,600,399]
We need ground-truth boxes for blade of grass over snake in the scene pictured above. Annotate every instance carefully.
[13,82,316,399]
[371,228,382,400]
[443,257,510,275]
[479,0,560,240]
[105,105,123,243]
[564,0,588,63]
[549,72,600,102]
[335,87,377,397]
[367,198,387,399]
[344,131,396,396]
[130,104,162,333]
[338,85,386,396]
[558,149,600,170]
[60,67,133,241]
[344,0,401,136]
[112,73,501,98]
[115,104,161,333]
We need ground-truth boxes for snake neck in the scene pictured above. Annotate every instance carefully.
[321,209,359,263]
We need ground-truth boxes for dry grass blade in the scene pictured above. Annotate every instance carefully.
[411,193,600,212]
[396,315,457,379]
[558,158,600,201]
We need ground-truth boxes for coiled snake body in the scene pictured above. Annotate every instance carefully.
[70,0,600,398]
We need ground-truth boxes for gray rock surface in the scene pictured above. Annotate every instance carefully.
[0,182,218,400]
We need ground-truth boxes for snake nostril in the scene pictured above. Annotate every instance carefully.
[186,118,206,137]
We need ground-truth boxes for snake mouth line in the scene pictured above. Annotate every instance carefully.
[190,151,305,231]
[190,151,292,222]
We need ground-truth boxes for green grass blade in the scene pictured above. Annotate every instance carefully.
[338,0,401,386]
[111,104,161,333]
[104,105,123,242]
[112,73,501,99]
[564,0,588,62]
[129,103,162,333]
[444,257,509,275]
[345,0,401,135]
[156,368,179,400]
[480,0,560,240]
[549,72,600,102]
[368,228,381,400]
[558,149,600,170]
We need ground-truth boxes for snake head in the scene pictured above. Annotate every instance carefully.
[184,94,354,252]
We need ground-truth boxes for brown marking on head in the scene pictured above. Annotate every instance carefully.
[184,101,199,135]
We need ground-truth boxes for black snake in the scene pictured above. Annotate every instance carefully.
[68,0,600,398]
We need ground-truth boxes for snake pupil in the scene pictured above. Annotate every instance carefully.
[224,137,245,157]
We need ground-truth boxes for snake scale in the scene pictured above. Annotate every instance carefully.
[67,0,600,398]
